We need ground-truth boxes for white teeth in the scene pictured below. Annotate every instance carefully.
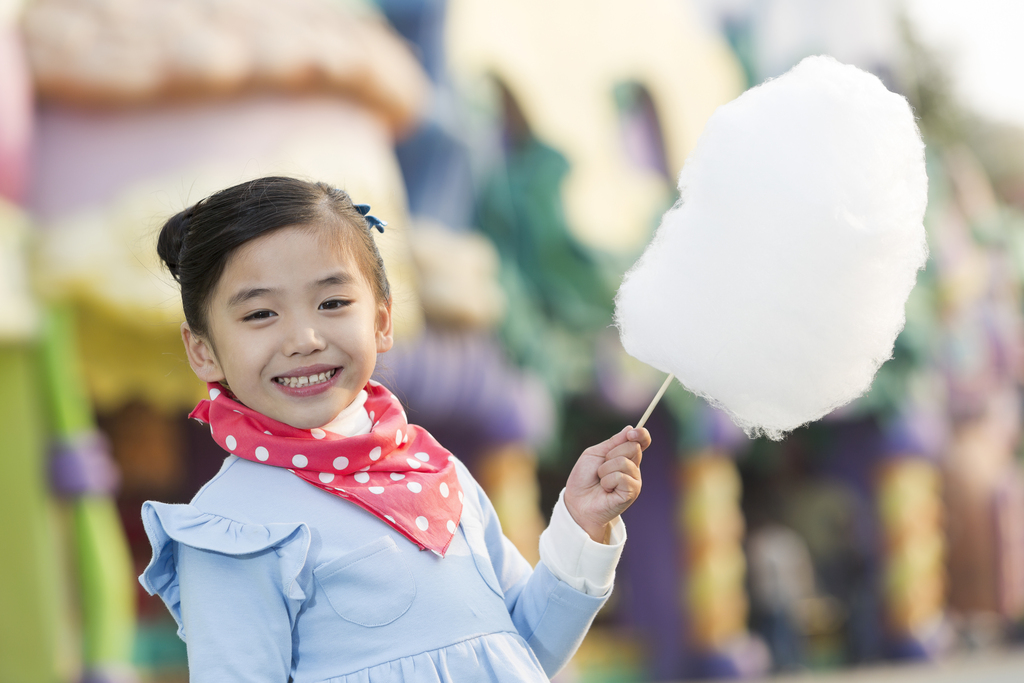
[276,369,336,388]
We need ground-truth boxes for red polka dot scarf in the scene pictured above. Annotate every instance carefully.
[189,381,464,556]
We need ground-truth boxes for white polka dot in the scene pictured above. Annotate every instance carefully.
[390,473,405,481]
[401,410,407,423]
[225,435,237,451]
[448,455,455,461]
[369,446,382,461]
[333,456,349,470]
[354,472,370,483]
[407,482,422,493]
[360,466,370,471]
[384,514,395,522]
[369,486,385,494]
[319,472,335,484]
[255,446,269,461]
[292,454,308,467]
[458,490,464,503]
[233,410,243,414]
[311,428,326,439]
[264,431,272,435]
[415,452,430,462]
[369,379,381,387]
[209,388,221,400]
[447,520,456,533]
[369,411,375,421]
[403,434,409,444]
[415,516,429,531]
[406,458,422,469]
[395,429,403,445]
[440,482,449,498]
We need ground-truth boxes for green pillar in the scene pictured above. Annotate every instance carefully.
[40,306,136,677]
[0,344,67,683]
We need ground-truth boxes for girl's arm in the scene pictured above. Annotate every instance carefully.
[473,482,601,676]
[471,427,650,676]
[176,543,295,682]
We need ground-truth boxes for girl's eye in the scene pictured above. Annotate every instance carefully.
[243,310,276,321]
[319,299,351,311]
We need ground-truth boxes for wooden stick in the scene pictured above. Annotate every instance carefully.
[636,373,674,429]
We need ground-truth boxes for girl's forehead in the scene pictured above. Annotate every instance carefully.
[231,223,352,265]
[218,225,364,292]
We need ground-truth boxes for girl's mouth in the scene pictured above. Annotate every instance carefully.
[274,368,338,389]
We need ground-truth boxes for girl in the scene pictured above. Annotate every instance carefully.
[140,176,649,682]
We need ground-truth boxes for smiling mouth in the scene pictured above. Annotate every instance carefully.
[274,368,338,388]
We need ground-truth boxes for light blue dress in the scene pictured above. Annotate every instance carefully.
[140,455,608,682]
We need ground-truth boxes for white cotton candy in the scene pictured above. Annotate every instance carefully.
[615,55,928,440]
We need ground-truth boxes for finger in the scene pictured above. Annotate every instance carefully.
[599,469,643,496]
[626,427,652,450]
[605,440,643,466]
[597,456,642,482]
[583,426,635,458]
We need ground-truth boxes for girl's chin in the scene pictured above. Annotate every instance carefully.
[272,413,336,431]
[269,396,360,431]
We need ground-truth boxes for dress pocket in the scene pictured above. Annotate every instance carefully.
[313,536,416,627]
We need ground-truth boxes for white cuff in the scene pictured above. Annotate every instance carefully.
[538,489,626,597]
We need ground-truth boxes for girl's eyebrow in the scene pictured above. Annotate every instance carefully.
[227,287,274,308]
[226,273,355,308]
[315,273,354,288]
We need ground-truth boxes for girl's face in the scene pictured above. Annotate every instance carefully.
[182,224,393,430]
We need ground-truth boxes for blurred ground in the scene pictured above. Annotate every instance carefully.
[759,649,1024,683]
[563,625,1024,683]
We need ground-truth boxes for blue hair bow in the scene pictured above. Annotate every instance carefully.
[354,203,387,233]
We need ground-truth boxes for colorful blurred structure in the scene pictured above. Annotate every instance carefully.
[1,8,135,682]
[2,0,1024,682]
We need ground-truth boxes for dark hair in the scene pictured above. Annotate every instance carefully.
[157,176,390,338]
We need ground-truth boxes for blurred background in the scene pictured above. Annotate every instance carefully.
[2,0,1024,681]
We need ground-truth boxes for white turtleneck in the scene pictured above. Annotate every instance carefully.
[318,396,625,597]
[320,390,373,437]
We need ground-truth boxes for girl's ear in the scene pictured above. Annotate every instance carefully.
[181,322,226,383]
[375,299,394,354]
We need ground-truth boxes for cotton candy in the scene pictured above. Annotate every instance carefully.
[615,55,928,440]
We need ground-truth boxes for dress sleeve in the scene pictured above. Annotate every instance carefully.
[463,470,610,678]
[139,501,312,683]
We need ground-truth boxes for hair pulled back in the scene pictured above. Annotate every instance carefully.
[157,176,391,338]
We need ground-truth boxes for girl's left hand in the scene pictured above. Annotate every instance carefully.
[564,426,651,543]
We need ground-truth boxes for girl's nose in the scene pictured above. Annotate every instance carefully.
[283,325,327,356]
